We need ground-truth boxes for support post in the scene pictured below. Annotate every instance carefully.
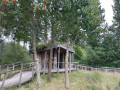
[57,47,60,73]
[69,52,71,73]
[19,63,23,87]
[12,64,15,74]
[1,66,9,89]
[72,53,74,62]
[32,62,34,80]
[44,51,47,74]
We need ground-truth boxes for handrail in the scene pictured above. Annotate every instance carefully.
[75,64,120,73]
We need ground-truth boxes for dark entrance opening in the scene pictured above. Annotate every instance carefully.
[59,53,63,68]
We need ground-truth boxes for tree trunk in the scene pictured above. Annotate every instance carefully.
[65,46,69,88]
[31,17,41,87]
[48,45,53,81]
[48,9,54,81]
[65,33,70,88]
[32,35,41,87]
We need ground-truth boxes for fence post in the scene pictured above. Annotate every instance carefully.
[32,62,34,80]
[12,64,15,74]
[19,63,23,87]
[1,66,9,89]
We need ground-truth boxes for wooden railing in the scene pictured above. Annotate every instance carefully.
[0,61,36,89]
[0,61,78,89]
[75,64,120,73]
[1,61,120,89]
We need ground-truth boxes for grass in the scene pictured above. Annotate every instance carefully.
[0,70,20,81]
[4,70,120,90]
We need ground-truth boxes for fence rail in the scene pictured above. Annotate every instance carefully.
[0,61,78,89]
[1,61,120,89]
[0,61,36,89]
[76,64,120,73]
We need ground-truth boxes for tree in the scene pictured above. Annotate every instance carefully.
[0,0,45,87]
[0,42,30,65]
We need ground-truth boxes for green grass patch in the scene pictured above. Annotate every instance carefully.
[4,70,120,90]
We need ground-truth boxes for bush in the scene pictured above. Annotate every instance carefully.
[0,42,31,65]
[74,46,87,64]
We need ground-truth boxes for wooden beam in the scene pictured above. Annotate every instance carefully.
[69,52,71,73]
[57,47,60,73]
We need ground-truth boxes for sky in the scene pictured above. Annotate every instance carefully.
[100,0,114,26]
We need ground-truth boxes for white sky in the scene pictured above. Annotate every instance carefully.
[100,0,114,26]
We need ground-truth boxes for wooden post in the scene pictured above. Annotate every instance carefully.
[12,64,15,75]
[69,52,71,73]
[57,47,60,73]
[32,62,34,80]
[19,63,23,87]
[72,53,74,62]
[1,66,9,89]
[44,51,47,74]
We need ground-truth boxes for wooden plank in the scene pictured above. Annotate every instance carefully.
[19,63,23,87]
[1,66,9,89]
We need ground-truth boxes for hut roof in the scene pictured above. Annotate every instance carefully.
[36,42,75,53]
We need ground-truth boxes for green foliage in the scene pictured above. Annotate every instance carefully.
[84,33,120,67]
[37,42,47,47]
[74,46,87,64]
[0,42,31,65]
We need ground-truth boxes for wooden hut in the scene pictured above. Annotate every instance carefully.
[36,43,75,73]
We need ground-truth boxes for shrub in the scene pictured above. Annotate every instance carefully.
[0,42,31,65]
[74,46,87,64]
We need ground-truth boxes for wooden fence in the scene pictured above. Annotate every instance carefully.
[1,61,119,89]
[0,61,78,89]
[0,61,36,89]
[75,64,120,73]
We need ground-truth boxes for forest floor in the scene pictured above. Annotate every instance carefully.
[4,70,120,90]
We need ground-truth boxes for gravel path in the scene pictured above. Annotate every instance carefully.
[0,71,34,88]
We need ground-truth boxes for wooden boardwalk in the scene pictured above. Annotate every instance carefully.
[0,66,76,88]
[0,71,33,88]
[1,61,120,89]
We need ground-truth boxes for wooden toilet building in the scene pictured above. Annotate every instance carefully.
[36,43,75,73]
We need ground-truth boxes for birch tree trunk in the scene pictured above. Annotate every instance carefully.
[32,34,41,87]
[48,8,54,81]
[65,46,69,88]
[31,18,41,87]
[48,46,53,81]
[65,32,70,88]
